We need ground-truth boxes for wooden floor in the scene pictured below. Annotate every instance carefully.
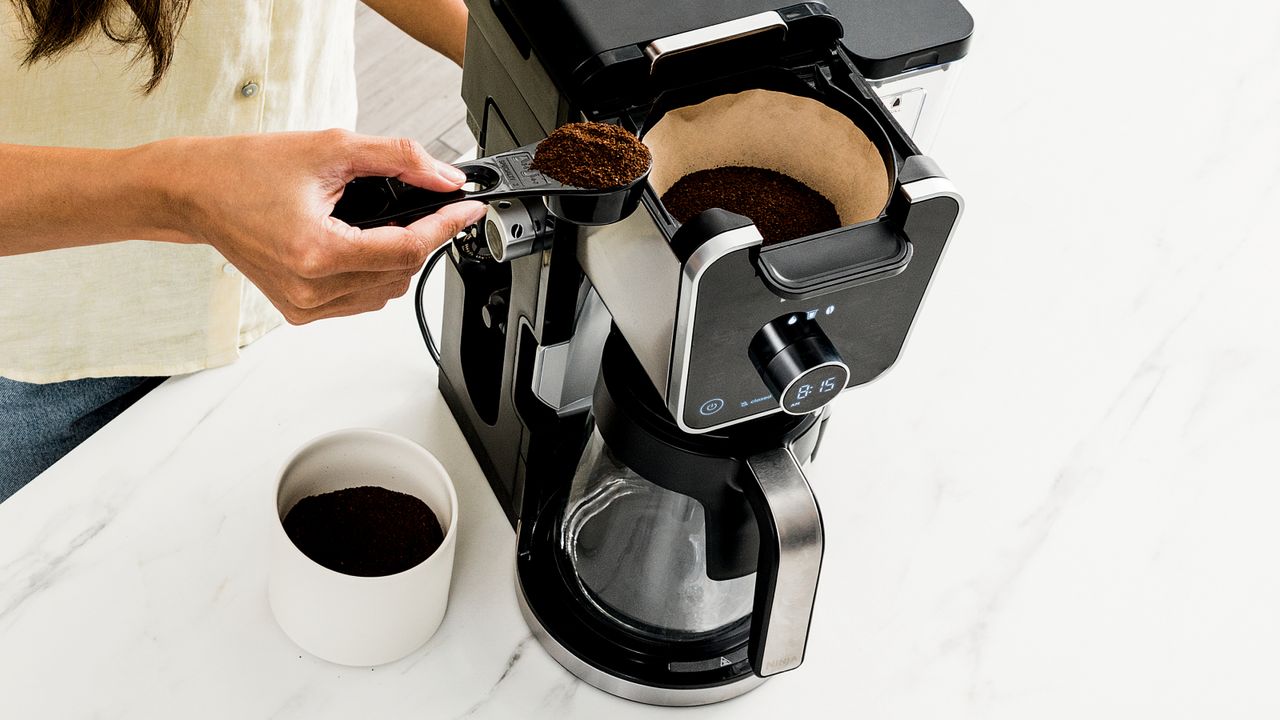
[353,4,474,161]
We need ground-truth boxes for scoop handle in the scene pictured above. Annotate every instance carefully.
[331,145,563,229]
[332,142,650,229]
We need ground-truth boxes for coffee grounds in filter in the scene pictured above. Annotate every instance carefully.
[283,485,444,577]
[661,166,841,246]
[530,122,651,190]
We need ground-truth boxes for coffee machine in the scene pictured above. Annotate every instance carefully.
[433,0,970,706]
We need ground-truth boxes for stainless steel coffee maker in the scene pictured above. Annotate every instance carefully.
[335,0,971,706]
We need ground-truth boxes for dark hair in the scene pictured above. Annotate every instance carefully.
[12,0,192,93]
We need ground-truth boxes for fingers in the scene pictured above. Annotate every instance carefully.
[404,201,488,251]
[281,269,416,310]
[315,200,486,274]
[265,196,487,325]
[280,272,417,325]
[314,220,431,275]
[341,132,466,191]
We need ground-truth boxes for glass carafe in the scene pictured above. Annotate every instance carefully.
[550,332,828,677]
[559,429,756,640]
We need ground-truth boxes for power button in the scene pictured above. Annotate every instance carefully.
[699,398,725,416]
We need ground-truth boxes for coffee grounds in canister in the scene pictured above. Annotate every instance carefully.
[660,166,841,245]
[530,122,651,190]
[283,485,444,577]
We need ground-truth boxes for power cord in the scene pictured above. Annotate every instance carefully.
[417,222,491,367]
[415,244,449,366]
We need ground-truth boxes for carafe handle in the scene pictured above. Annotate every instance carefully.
[741,447,825,677]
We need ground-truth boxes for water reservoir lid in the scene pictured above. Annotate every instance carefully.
[824,0,973,79]
[496,0,972,106]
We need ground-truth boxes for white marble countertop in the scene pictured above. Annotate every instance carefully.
[4,2,1280,717]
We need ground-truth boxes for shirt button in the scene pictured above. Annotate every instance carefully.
[240,81,260,98]
[222,263,237,275]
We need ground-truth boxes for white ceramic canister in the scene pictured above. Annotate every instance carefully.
[268,428,458,666]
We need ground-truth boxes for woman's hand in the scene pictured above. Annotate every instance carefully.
[154,129,486,324]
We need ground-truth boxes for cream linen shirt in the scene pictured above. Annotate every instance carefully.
[0,0,358,383]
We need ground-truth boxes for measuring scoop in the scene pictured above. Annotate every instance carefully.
[331,141,651,229]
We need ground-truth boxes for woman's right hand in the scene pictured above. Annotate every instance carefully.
[152,129,487,324]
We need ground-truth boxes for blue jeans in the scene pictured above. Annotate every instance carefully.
[0,376,165,502]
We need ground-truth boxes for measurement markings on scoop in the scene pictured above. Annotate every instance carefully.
[498,153,550,190]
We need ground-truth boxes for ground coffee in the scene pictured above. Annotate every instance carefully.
[661,166,841,245]
[530,121,651,190]
[283,485,444,577]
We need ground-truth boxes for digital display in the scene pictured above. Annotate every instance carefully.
[782,364,850,415]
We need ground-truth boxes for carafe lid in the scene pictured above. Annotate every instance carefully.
[593,328,814,478]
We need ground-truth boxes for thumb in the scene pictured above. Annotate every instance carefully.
[344,134,466,191]
[404,201,489,252]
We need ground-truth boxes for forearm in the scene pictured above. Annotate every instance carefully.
[1,129,482,324]
[0,142,188,257]
[363,0,468,66]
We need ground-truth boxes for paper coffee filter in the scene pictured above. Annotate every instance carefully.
[642,89,892,226]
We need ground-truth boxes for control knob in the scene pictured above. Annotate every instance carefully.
[748,316,850,416]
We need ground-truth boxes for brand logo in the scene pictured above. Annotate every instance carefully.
[765,655,799,673]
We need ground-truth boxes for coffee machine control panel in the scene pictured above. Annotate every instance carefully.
[671,233,874,433]
[749,316,850,416]
[676,254,870,433]
[665,173,962,435]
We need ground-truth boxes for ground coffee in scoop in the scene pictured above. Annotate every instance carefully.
[283,485,443,577]
[530,122,651,190]
[661,166,841,245]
